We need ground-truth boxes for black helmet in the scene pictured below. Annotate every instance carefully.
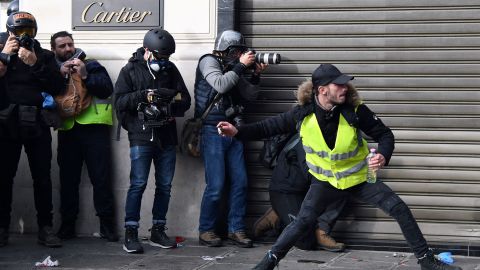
[7,0,19,16]
[143,28,175,56]
[214,30,246,52]
[6,11,37,38]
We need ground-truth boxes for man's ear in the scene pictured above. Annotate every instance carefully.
[317,85,327,96]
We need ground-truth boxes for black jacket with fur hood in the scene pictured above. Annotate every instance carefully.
[236,80,395,164]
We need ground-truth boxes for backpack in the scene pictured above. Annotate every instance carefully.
[259,132,295,169]
[55,72,92,118]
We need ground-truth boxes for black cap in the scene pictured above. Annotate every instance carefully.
[312,64,354,87]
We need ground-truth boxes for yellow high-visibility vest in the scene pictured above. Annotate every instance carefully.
[60,97,112,130]
[300,112,369,189]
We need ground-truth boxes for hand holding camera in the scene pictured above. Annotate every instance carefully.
[18,46,37,66]
[61,58,87,79]
[2,34,18,55]
[239,50,255,67]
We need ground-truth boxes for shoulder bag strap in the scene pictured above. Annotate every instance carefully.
[200,93,222,121]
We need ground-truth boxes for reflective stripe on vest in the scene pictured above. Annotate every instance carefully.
[60,97,113,130]
[300,112,369,190]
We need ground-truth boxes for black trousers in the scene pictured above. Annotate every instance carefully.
[271,179,429,260]
[57,124,114,225]
[0,125,53,229]
[270,190,347,250]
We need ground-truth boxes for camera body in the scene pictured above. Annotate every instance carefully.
[248,49,281,65]
[16,35,34,51]
[225,104,245,127]
[137,89,179,127]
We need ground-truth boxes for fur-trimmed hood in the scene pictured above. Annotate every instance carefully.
[294,79,362,107]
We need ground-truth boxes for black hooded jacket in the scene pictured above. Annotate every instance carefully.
[237,102,395,165]
[114,47,191,146]
[2,39,64,106]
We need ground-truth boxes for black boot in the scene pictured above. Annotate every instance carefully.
[418,250,463,270]
[149,224,176,249]
[38,226,62,248]
[123,226,143,254]
[57,222,76,240]
[100,218,118,242]
[0,227,9,247]
[252,250,278,270]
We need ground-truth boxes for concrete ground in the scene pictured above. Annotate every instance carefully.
[1,234,480,270]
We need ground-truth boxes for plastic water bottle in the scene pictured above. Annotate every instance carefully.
[366,148,377,183]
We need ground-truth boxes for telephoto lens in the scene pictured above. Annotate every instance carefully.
[255,52,281,65]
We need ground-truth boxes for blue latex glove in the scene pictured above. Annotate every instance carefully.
[437,252,454,265]
[41,92,57,109]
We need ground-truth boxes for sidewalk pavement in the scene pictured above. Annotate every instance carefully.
[1,234,480,270]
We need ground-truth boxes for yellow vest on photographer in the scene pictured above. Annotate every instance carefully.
[300,113,369,189]
[60,97,112,130]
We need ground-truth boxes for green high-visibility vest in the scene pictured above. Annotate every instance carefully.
[60,97,113,130]
[300,112,369,189]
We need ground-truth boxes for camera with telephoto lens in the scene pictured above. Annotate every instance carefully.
[137,88,178,127]
[248,49,281,65]
[225,104,245,127]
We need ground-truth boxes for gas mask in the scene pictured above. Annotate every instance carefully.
[147,51,172,72]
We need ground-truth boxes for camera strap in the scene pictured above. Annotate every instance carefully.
[200,93,222,121]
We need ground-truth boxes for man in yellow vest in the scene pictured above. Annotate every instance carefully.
[51,31,117,242]
[217,64,462,270]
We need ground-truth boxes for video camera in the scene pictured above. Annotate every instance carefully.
[137,88,180,127]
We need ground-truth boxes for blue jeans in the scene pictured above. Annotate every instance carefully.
[124,144,176,228]
[198,125,248,233]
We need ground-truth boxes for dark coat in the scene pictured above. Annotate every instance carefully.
[114,47,191,146]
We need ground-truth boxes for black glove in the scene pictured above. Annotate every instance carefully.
[155,88,177,98]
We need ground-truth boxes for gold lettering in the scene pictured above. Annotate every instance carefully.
[105,12,118,23]
[80,2,154,25]
[93,11,109,23]
[129,11,141,22]
[81,1,100,23]
[115,7,126,23]
[138,11,152,22]
[119,7,132,23]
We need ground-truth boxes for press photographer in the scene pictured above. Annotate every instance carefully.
[0,11,64,248]
[114,28,191,254]
[194,30,268,248]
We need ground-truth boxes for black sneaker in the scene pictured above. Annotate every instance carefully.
[253,250,278,270]
[0,227,8,247]
[56,223,76,240]
[100,218,119,242]
[149,224,176,249]
[418,250,463,270]
[123,226,143,254]
[38,226,62,248]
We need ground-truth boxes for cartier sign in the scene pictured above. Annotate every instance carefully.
[72,0,163,30]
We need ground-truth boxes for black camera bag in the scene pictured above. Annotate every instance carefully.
[180,93,221,157]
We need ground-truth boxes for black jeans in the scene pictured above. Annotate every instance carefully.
[0,125,53,229]
[57,124,114,225]
[271,179,429,259]
[270,190,347,250]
